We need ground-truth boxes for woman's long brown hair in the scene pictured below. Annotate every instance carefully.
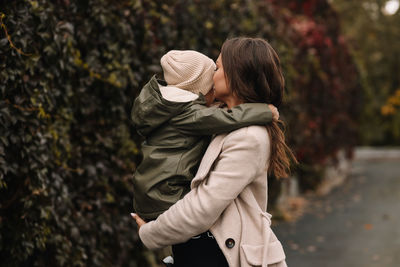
[221,37,298,179]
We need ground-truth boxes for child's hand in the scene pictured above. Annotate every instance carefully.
[268,104,279,120]
[131,213,146,230]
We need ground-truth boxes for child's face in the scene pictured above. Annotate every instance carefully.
[204,88,215,107]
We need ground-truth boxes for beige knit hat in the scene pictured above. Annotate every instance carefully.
[160,50,216,95]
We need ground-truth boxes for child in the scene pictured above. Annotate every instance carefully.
[131,50,277,220]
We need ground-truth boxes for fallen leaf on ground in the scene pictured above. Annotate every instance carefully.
[364,223,373,230]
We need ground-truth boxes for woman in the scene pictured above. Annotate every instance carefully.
[132,37,296,267]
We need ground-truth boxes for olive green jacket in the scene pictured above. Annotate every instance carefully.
[131,75,273,219]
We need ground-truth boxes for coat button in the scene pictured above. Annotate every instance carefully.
[225,238,235,248]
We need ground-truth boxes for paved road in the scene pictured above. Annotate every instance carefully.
[273,151,400,267]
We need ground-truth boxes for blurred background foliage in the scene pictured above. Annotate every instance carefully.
[0,0,397,266]
[332,0,400,145]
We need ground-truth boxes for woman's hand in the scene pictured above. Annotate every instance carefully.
[131,213,146,230]
[268,104,279,120]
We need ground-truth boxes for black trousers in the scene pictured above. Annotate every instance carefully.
[172,231,229,267]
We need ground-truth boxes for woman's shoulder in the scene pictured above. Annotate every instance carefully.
[227,125,269,137]
[225,125,270,147]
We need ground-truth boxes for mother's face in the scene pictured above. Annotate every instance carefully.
[213,54,230,101]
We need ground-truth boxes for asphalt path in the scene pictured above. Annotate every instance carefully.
[273,151,400,267]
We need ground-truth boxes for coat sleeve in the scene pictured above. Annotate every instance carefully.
[138,127,269,249]
[171,103,273,135]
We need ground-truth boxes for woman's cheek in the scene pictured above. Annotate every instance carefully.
[212,73,218,88]
[213,73,223,95]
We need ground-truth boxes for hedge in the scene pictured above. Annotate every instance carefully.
[0,0,360,266]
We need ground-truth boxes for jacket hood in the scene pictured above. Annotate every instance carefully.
[131,75,206,137]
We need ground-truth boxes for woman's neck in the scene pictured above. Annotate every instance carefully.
[224,96,243,109]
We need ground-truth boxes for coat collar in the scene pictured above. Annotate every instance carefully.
[191,133,227,189]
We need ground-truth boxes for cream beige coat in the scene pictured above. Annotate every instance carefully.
[139,126,287,267]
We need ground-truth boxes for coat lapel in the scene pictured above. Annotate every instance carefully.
[191,133,227,189]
